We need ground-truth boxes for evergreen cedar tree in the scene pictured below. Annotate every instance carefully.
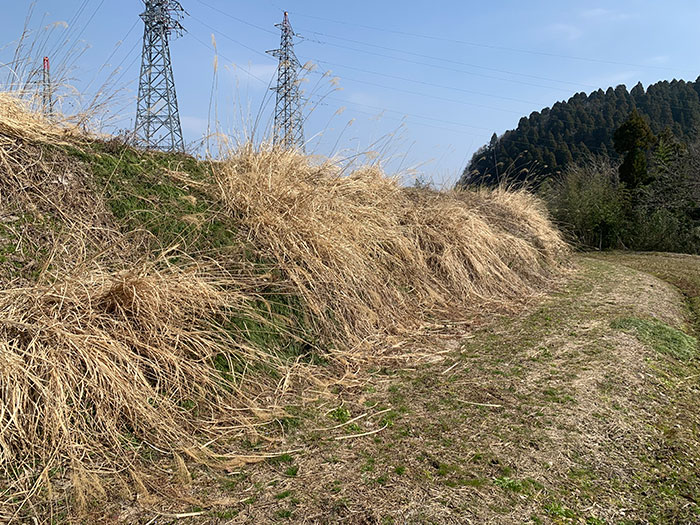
[459,78,700,187]
[613,109,656,189]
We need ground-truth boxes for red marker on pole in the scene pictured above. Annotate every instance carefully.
[42,57,53,116]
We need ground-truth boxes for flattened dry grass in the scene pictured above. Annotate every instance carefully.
[0,94,123,288]
[0,261,304,513]
[214,145,568,346]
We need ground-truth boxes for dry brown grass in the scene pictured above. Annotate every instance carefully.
[0,93,78,144]
[0,96,121,288]
[0,94,569,520]
[213,145,568,348]
[0,261,300,516]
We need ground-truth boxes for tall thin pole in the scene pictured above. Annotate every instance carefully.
[42,56,54,117]
[134,0,186,153]
[267,12,305,151]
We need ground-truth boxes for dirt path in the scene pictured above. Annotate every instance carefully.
[114,255,700,524]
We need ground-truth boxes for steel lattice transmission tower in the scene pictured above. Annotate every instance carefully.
[267,12,305,150]
[134,0,186,152]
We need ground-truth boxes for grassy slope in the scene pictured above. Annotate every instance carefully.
[64,141,238,253]
[4,137,697,523]
[62,142,320,360]
[107,253,700,524]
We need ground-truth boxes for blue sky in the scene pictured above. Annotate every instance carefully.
[2,1,700,186]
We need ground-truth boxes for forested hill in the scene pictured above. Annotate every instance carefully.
[459,77,700,187]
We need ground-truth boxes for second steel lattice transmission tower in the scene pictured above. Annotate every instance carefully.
[267,12,305,150]
[134,0,186,152]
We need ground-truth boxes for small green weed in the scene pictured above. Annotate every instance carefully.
[268,453,294,465]
[329,406,351,423]
[544,501,576,519]
[494,476,523,492]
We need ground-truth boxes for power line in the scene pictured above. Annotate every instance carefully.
[190,1,609,92]
[322,97,620,159]
[310,71,523,115]
[287,10,689,73]
[314,61,546,106]
[45,0,90,58]
[187,9,516,138]
[186,22,505,142]
[188,15,700,123]
[195,0,278,36]
[81,20,140,97]
[305,42,578,94]
[184,3,700,118]
[298,31,600,92]
[315,94,493,132]
[186,29,279,143]
[188,14,276,62]
[102,20,139,68]
[187,31,270,85]
[70,0,107,47]
[104,40,142,89]
[316,103,484,138]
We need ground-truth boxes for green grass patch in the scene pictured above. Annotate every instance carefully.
[611,317,697,360]
[68,143,238,253]
[275,490,291,500]
[267,453,295,465]
[284,465,299,477]
[544,501,577,519]
[275,509,293,519]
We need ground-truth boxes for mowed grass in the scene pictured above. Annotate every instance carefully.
[113,254,700,524]
[590,251,700,332]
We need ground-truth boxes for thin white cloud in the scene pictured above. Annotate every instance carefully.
[581,8,611,18]
[348,91,381,108]
[647,55,670,65]
[579,8,636,21]
[223,63,277,84]
[548,23,583,41]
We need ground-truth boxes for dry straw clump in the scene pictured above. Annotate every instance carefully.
[0,93,77,144]
[0,261,293,512]
[213,145,568,347]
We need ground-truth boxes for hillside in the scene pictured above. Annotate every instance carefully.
[459,77,700,187]
[0,95,568,522]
